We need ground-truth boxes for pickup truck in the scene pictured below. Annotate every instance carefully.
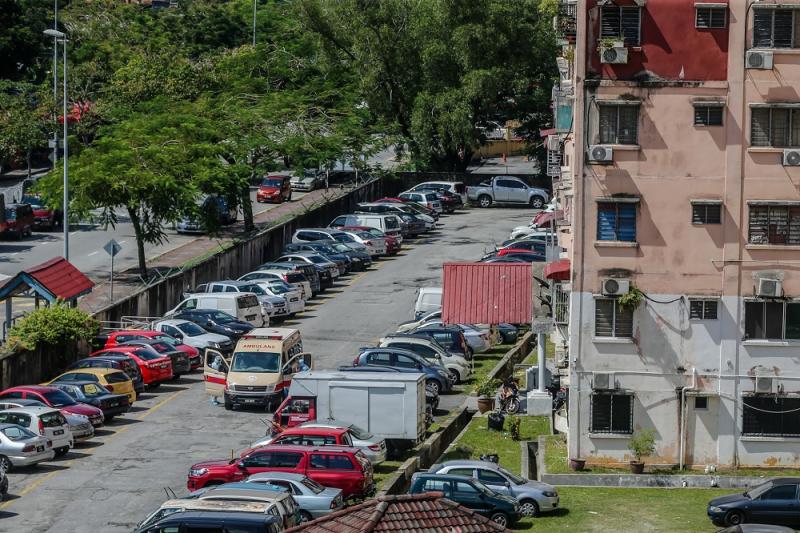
[467,176,549,209]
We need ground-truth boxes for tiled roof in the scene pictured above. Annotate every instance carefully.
[284,492,507,533]
[0,257,94,302]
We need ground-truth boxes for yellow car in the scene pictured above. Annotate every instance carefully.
[45,368,136,404]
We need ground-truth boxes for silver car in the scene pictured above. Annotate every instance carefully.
[0,399,92,442]
[0,407,73,456]
[245,472,344,522]
[0,422,55,470]
[429,460,559,517]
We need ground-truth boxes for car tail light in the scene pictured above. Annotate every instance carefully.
[363,240,372,246]
[38,419,45,435]
[106,384,114,392]
[368,444,381,451]
[353,355,360,365]
[22,444,35,453]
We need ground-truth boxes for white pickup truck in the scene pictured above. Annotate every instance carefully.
[467,175,549,209]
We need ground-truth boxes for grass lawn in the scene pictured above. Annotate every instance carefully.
[463,344,512,392]
[439,415,550,475]
[510,486,737,532]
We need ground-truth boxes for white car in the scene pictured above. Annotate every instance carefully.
[238,270,311,302]
[0,407,72,457]
[509,225,554,241]
[339,229,387,257]
[379,335,471,383]
[153,319,234,353]
[246,280,305,315]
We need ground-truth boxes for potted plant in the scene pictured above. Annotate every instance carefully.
[475,377,500,413]
[628,429,656,474]
[598,36,625,50]
[569,457,586,471]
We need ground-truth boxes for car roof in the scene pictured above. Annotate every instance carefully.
[0,422,34,430]
[0,399,43,407]
[94,346,137,354]
[112,329,157,337]
[248,444,360,454]
[3,385,60,393]
[414,472,474,482]
[155,319,193,326]
[51,380,102,388]
[434,460,501,469]
[58,368,120,377]
[279,426,348,437]
[360,346,423,359]
[762,478,800,485]
[0,406,59,416]
[159,499,271,513]
[247,472,307,482]
[200,487,288,501]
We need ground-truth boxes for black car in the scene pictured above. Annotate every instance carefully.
[275,256,334,289]
[284,241,353,274]
[49,381,130,421]
[68,355,145,393]
[327,240,373,269]
[173,309,254,340]
[257,262,321,296]
[708,478,800,527]
[121,339,191,376]
[353,347,452,395]
[481,254,543,264]
[409,326,472,359]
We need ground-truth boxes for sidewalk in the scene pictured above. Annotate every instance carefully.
[78,186,348,315]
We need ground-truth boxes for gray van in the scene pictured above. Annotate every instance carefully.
[328,213,403,241]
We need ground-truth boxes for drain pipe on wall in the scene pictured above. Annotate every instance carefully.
[679,367,698,471]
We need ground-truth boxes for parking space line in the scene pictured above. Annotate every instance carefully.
[134,387,188,420]
[0,469,62,510]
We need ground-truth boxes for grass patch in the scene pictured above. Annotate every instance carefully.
[440,415,549,475]
[464,344,511,393]
[510,486,737,532]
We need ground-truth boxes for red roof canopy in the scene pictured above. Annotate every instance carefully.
[544,258,570,281]
[442,262,532,325]
[0,257,94,303]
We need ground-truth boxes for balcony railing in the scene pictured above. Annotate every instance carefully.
[557,1,578,42]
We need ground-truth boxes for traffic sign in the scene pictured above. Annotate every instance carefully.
[531,319,554,334]
[103,239,121,257]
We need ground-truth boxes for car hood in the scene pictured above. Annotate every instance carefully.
[515,480,556,493]
[195,332,230,344]
[709,493,749,507]
[62,403,103,417]
[259,185,281,193]
[191,458,237,471]
[261,295,286,305]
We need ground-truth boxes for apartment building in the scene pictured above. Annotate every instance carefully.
[551,0,800,469]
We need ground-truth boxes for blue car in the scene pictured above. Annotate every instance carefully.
[707,478,800,527]
[352,347,452,395]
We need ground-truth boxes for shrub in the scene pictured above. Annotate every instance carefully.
[475,376,500,398]
[628,429,657,462]
[507,415,521,441]
[7,303,99,351]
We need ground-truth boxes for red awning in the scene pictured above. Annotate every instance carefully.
[442,263,532,325]
[533,209,563,227]
[544,259,570,281]
[0,257,94,303]
[539,128,557,138]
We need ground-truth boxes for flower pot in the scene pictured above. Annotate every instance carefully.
[569,458,586,471]
[477,397,495,414]
[629,461,645,474]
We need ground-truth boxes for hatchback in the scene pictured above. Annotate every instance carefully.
[340,225,401,255]
[103,330,200,369]
[173,309,254,340]
[0,407,72,456]
[398,191,443,214]
[338,229,386,257]
[408,325,473,359]
[45,368,136,405]
[193,485,299,529]
[378,334,470,383]
[0,399,93,443]
[257,175,292,203]
[283,241,355,273]
[0,386,104,427]
[0,422,54,470]
[68,354,145,393]
[135,510,282,533]
[296,420,387,465]
[707,478,800,527]
[90,346,173,388]
[188,444,374,499]
[152,318,234,356]
[122,339,191,377]
[49,381,130,422]
[246,472,344,522]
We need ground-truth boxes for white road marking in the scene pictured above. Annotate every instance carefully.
[88,251,99,256]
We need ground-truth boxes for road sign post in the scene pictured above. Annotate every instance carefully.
[103,239,122,301]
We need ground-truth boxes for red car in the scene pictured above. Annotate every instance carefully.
[91,346,173,388]
[188,444,374,498]
[340,226,401,255]
[0,385,104,427]
[256,175,292,203]
[497,248,533,257]
[103,330,200,370]
[22,195,61,230]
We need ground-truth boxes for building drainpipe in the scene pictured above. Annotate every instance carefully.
[679,367,698,471]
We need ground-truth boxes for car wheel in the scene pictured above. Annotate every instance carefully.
[105,415,115,423]
[478,195,492,208]
[224,399,233,411]
[519,499,540,517]
[490,512,508,527]
[0,455,11,472]
[448,369,460,384]
[725,510,744,526]
[55,447,69,458]
[530,196,545,209]
[298,511,313,523]
[426,380,441,395]
[148,382,161,389]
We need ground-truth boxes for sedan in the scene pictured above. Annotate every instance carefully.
[245,472,344,522]
[340,226,401,255]
[247,280,305,315]
[339,230,386,257]
[152,319,234,355]
[173,310,254,340]
[708,478,800,527]
[49,381,130,422]
[0,399,93,443]
[298,419,387,465]
[122,339,191,377]
[276,253,339,284]
[0,423,54,470]
[91,346,173,389]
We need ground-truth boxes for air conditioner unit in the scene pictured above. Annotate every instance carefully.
[746,50,773,70]
[588,145,613,163]
[756,278,782,298]
[602,278,630,296]
[593,372,616,391]
[601,46,628,64]
[755,376,777,395]
[783,149,800,167]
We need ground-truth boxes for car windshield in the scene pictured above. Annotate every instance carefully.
[148,342,173,354]
[42,390,77,407]
[231,351,280,373]
[745,481,773,499]
[364,229,384,237]
[307,255,327,264]
[2,425,36,441]
[57,385,86,400]
[80,383,107,398]
[261,178,284,187]
[5,208,15,220]
[301,478,325,494]
[23,197,43,208]
[499,466,525,485]
[206,311,236,323]
[347,423,374,440]
[244,284,266,295]
[177,322,206,337]
[332,243,351,252]
[134,348,162,361]
[155,335,179,345]
[266,284,290,295]
[336,233,356,243]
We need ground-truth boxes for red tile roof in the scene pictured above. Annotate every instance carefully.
[25,257,94,301]
[442,263,532,325]
[284,493,507,533]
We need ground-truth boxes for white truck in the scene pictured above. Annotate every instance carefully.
[467,175,549,209]
[273,370,427,454]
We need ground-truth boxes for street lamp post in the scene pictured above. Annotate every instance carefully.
[52,0,58,166]
[44,29,69,261]
[252,0,257,46]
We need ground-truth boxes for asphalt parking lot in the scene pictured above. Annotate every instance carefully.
[0,206,534,532]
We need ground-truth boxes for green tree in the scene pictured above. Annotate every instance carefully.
[0,84,49,177]
[7,303,99,352]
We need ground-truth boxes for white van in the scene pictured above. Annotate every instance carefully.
[328,213,404,241]
[414,287,443,319]
[167,293,267,327]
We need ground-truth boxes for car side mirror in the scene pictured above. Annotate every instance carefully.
[237,462,248,471]
[173,333,183,341]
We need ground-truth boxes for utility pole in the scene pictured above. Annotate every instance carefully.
[252,0,257,46]
[44,29,69,261]
[52,0,59,166]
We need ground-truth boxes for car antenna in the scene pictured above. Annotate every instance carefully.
[164,486,177,499]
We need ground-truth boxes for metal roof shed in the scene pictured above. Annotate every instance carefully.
[441,262,532,325]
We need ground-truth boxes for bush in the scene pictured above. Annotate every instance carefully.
[7,303,99,351]
[507,415,521,441]
[475,376,500,398]
[628,429,657,462]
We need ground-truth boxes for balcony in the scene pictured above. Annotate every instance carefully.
[557,1,577,43]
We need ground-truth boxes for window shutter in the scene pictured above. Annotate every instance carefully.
[765,302,784,339]
[600,7,621,39]
[785,303,800,339]
[595,299,615,337]
[710,8,726,28]
[610,395,633,433]
[591,394,612,432]
[597,203,618,241]
[690,300,705,319]
[774,10,794,48]
[614,304,634,337]
[749,206,769,244]
[616,203,637,242]
[703,300,718,320]
[768,206,789,244]
[691,204,706,224]
[771,109,790,147]
[706,204,722,223]
[620,7,641,45]
[694,106,707,126]
[753,10,773,47]
[696,8,711,28]
[791,109,800,146]
[707,107,723,126]
[617,106,639,145]
[598,106,617,144]
[750,108,771,147]
[789,207,800,245]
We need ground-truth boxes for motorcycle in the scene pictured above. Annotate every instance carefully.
[498,377,521,414]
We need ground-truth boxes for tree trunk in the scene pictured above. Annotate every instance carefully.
[240,181,254,233]
[127,206,148,276]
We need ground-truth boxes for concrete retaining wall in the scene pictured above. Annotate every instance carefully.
[486,331,535,383]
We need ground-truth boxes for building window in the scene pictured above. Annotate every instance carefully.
[590,393,633,434]
[599,104,639,145]
[745,301,800,340]
[751,107,800,147]
[694,105,724,126]
[748,204,800,245]
[690,299,718,320]
[743,396,800,437]
[595,298,634,338]
[753,9,799,49]
[692,202,722,224]
[597,201,637,242]
[694,396,709,410]
[600,6,642,46]
[695,6,727,29]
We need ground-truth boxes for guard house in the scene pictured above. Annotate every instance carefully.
[0,257,94,338]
